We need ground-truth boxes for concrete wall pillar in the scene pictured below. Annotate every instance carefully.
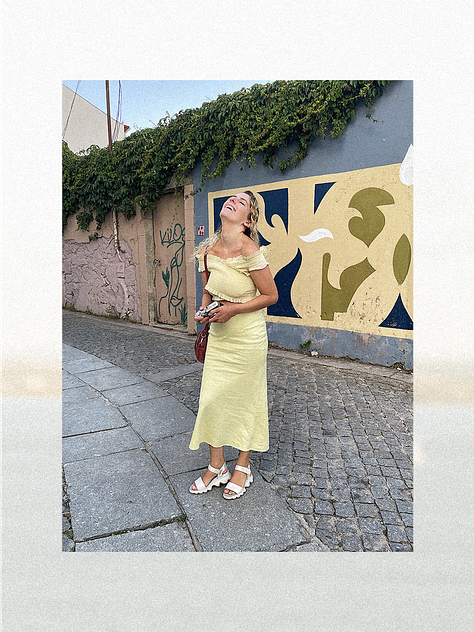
[141,207,157,326]
[184,183,197,334]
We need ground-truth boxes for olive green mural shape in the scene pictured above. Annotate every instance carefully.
[321,254,375,321]
[393,233,411,285]
[348,187,395,246]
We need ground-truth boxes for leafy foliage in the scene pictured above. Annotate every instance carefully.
[63,80,390,231]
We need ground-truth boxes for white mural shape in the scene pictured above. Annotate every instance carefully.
[399,144,413,186]
[299,228,334,242]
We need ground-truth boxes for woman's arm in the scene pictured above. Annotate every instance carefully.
[207,265,278,323]
[194,271,213,323]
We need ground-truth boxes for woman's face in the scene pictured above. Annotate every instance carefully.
[220,193,251,227]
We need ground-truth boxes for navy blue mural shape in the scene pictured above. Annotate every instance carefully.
[258,188,289,234]
[213,196,228,233]
[267,248,302,319]
[379,294,413,330]
[314,182,336,213]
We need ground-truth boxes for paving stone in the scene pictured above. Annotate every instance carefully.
[65,450,181,540]
[341,535,364,551]
[62,532,75,551]
[311,489,332,501]
[62,384,101,403]
[335,518,358,534]
[355,503,379,518]
[75,522,195,552]
[120,396,196,440]
[287,498,313,514]
[273,475,291,486]
[63,398,127,437]
[371,486,390,498]
[351,489,375,504]
[390,543,413,552]
[400,512,413,527]
[315,529,341,550]
[386,525,408,543]
[358,518,384,535]
[63,427,144,463]
[362,534,391,551]
[334,502,356,518]
[294,463,312,474]
[375,497,397,511]
[169,469,305,552]
[62,371,88,390]
[380,511,404,525]
[294,542,324,552]
[290,485,312,498]
[102,382,169,406]
[77,366,144,390]
[63,357,115,374]
[293,473,313,485]
[314,500,334,515]
[332,489,351,502]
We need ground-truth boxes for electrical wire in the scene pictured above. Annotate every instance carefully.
[112,80,122,142]
[62,80,81,141]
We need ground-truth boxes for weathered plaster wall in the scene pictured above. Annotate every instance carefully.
[62,236,140,319]
[193,81,413,368]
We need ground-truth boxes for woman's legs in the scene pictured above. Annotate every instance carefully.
[223,450,250,496]
[190,445,227,491]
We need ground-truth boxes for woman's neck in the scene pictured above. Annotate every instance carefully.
[219,224,245,251]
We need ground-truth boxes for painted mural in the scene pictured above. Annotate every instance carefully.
[158,223,187,325]
[208,162,413,340]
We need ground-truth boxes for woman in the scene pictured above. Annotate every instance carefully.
[189,190,278,499]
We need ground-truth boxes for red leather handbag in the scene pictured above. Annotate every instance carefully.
[194,253,210,363]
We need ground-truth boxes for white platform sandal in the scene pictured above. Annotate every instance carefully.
[223,464,253,500]
[189,462,231,494]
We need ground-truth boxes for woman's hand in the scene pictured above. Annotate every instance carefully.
[206,302,238,324]
[194,307,210,325]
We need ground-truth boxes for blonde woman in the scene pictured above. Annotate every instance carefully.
[189,190,278,499]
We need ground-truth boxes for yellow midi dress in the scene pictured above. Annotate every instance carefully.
[189,247,270,453]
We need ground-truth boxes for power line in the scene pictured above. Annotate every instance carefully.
[62,80,81,141]
[112,80,122,142]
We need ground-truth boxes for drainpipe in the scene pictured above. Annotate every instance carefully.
[105,80,123,262]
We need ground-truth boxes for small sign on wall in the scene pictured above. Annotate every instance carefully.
[197,226,205,236]
[117,262,125,278]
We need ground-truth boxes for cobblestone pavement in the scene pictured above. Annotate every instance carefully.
[63,310,413,552]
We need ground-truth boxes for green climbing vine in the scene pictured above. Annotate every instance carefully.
[62,80,390,232]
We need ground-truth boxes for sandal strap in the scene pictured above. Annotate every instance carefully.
[234,464,251,475]
[207,462,226,475]
[194,477,206,491]
[225,481,243,494]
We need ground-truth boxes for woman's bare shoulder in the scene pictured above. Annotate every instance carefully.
[240,238,260,257]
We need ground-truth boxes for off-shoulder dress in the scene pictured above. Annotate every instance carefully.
[189,247,270,453]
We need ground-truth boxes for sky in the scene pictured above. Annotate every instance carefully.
[62,80,273,134]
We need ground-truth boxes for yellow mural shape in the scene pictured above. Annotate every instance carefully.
[208,163,413,340]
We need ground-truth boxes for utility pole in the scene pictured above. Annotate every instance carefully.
[105,80,122,261]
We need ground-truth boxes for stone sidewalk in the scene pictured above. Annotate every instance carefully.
[62,310,413,552]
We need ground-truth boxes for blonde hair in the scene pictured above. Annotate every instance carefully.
[192,190,260,257]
